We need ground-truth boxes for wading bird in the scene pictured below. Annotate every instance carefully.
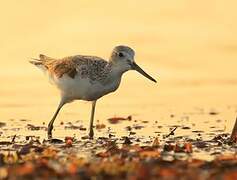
[30,45,157,139]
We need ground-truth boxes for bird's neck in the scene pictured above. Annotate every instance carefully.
[101,62,125,86]
[109,61,128,75]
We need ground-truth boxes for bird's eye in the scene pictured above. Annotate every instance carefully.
[118,52,124,57]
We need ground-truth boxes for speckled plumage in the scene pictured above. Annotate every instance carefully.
[30,45,156,139]
[34,54,113,84]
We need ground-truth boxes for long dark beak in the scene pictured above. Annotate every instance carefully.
[131,62,157,83]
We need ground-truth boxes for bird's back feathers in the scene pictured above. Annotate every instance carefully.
[30,54,111,81]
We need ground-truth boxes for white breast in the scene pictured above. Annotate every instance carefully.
[52,74,121,102]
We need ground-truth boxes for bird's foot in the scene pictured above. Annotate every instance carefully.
[47,125,53,140]
[89,130,94,139]
[47,132,52,140]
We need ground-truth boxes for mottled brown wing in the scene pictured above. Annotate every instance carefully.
[45,58,77,78]
[71,55,109,81]
[44,55,108,79]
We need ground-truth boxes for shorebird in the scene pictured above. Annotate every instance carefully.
[30,45,156,139]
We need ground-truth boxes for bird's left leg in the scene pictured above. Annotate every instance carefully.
[89,100,97,139]
[48,100,65,139]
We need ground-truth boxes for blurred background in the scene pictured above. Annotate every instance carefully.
[1,0,237,135]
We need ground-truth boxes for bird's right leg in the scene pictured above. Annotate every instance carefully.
[89,100,97,139]
[48,100,65,139]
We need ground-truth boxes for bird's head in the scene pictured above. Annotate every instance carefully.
[110,45,157,83]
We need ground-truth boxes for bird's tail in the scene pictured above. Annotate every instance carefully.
[29,54,52,72]
[29,59,43,66]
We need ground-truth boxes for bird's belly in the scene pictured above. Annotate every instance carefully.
[54,75,119,101]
